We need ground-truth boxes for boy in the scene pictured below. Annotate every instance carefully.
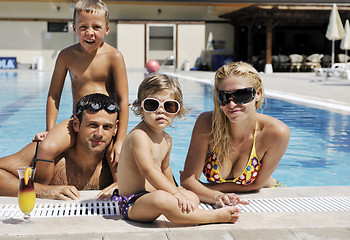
[34,0,128,197]
[114,74,247,224]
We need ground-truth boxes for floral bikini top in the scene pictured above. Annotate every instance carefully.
[203,122,261,185]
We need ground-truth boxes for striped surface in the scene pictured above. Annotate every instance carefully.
[1,197,350,219]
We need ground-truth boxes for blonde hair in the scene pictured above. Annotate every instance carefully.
[73,0,109,26]
[211,62,266,166]
[132,74,186,119]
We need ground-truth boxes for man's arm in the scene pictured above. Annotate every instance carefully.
[0,141,80,200]
[35,183,80,200]
[0,142,40,196]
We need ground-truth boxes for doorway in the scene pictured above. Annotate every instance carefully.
[146,24,176,70]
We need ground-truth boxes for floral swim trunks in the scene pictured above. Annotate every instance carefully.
[111,189,149,219]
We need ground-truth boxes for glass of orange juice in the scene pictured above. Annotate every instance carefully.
[17,167,36,223]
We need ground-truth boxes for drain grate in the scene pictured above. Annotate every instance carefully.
[200,197,350,213]
[0,201,119,219]
[1,197,350,219]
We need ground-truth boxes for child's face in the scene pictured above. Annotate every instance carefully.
[73,11,109,53]
[141,91,178,130]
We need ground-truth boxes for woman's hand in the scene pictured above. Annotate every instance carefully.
[215,193,250,207]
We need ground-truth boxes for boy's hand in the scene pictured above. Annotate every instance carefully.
[110,142,122,167]
[32,131,48,142]
[172,191,196,214]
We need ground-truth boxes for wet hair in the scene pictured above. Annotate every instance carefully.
[75,93,120,123]
[131,74,185,119]
[73,0,109,27]
[211,62,266,167]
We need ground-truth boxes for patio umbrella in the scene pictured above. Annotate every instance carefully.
[341,19,350,58]
[326,4,345,66]
[206,32,214,51]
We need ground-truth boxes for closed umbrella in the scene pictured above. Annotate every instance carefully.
[341,19,350,58]
[326,4,345,66]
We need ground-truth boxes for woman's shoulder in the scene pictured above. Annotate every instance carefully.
[197,111,213,122]
[195,111,213,128]
[258,114,290,138]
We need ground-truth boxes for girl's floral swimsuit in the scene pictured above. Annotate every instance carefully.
[203,122,261,185]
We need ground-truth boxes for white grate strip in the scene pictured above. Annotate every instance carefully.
[199,197,350,213]
[0,201,119,219]
[1,197,350,219]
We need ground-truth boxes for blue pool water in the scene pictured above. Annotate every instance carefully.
[1,70,350,187]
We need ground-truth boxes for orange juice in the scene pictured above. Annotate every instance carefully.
[18,177,36,215]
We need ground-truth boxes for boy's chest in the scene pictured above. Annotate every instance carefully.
[69,61,111,82]
[68,52,112,82]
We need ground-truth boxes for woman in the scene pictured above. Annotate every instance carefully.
[180,62,290,206]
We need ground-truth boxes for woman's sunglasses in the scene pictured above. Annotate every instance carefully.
[217,87,256,106]
[141,98,180,114]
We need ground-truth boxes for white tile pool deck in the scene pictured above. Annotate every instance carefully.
[1,70,350,239]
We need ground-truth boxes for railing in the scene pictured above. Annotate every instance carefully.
[159,55,176,73]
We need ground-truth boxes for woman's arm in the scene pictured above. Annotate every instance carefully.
[180,112,226,204]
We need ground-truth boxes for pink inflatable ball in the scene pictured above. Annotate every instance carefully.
[146,60,160,73]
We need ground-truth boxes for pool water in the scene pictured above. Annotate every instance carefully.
[1,70,350,187]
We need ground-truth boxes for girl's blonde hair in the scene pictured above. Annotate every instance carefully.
[132,74,185,119]
[211,62,266,166]
[73,0,109,26]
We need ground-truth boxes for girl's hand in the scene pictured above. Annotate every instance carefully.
[215,193,250,207]
[172,191,196,214]
[96,182,119,201]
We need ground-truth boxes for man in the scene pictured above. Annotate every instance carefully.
[0,93,119,200]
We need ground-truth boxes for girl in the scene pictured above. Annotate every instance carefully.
[114,74,248,224]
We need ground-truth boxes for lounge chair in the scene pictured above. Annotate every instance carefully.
[289,54,304,72]
[314,63,350,80]
[305,54,323,71]
[338,54,350,63]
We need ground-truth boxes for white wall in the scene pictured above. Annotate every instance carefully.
[0,20,74,69]
[117,23,145,69]
[177,24,206,70]
[0,1,236,70]
[206,23,234,55]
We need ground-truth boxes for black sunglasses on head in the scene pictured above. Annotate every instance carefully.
[217,87,256,106]
[76,101,119,115]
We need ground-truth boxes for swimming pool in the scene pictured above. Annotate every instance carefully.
[1,70,349,187]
